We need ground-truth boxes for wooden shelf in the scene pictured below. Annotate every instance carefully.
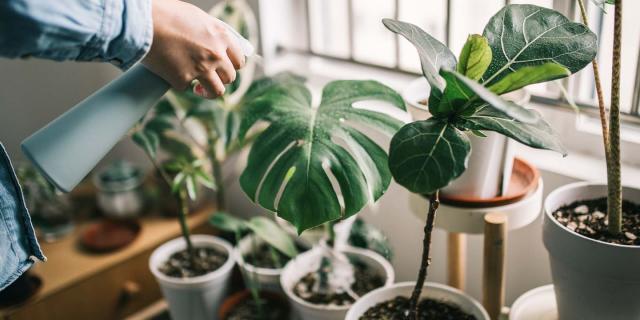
[1,204,216,320]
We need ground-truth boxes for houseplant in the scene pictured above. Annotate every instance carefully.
[347,4,597,319]
[236,77,404,318]
[542,1,640,319]
[140,73,304,320]
[210,212,300,319]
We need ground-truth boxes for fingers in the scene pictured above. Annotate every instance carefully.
[195,71,225,98]
[216,58,237,84]
[226,39,246,70]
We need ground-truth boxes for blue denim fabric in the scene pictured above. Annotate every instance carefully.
[0,0,152,69]
[0,143,45,291]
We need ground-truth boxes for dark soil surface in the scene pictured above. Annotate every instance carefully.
[158,246,228,278]
[243,242,306,269]
[552,197,640,246]
[224,295,289,320]
[360,296,477,320]
[293,259,385,306]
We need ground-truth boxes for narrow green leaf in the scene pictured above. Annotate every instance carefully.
[457,34,492,81]
[195,169,216,190]
[459,104,567,155]
[488,63,570,95]
[444,70,539,123]
[132,130,159,159]
[247,217,298,258]
[145,115,175,134]
[388,119,471,194]
[185,175,197,200]
[171,172,186,194]
[209,212,248,234]
[382,18,456,93]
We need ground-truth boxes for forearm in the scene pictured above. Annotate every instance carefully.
[0,0,153,69]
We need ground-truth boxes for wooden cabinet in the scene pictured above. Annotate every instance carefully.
[1,206,215,320]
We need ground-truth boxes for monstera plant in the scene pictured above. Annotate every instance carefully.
[383,4,596,318]
[237,79,405,233]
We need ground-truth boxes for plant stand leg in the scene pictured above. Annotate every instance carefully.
[447,232,466,290]
[483,213,506,320]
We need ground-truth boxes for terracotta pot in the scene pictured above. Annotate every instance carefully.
[543,182,640,320]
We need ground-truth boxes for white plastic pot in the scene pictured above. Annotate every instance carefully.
[543,182,640,320]
[280,246,394,320]
[235,234,289,293]
[149,235,235,320]
[345,281,489,320]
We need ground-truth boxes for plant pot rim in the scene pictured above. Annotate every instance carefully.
[149,234,235,285]
[235,234,284,276]
[544,181,640,249]
[345,281,489,319]
[280,245,394,311]
[218,289,289,320]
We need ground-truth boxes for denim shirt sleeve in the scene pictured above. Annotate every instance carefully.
[0,0,153,70]
[0,143,45,291]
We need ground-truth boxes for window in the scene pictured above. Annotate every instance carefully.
[273,0,640,118]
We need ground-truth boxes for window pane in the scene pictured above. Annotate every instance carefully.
[308,0,350,58]
[397,0,447,72]
[352,0,396,67]
[448,0,503,56]
[576,1,640,113]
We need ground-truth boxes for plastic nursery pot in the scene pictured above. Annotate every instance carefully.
[235,234,304,293]
[543,182,640,320]
[218,289,290,320]
[149,234,235,320]
[345,281,489,320]
[280,246,395,320]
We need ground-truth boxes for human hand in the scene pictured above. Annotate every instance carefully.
[142,0,245,99]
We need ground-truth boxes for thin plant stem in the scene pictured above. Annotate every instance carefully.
[206,129,226,210]
[607,0,623,234]
[409,191,439,320]
[250,235,264,319]
[325,221,337,247]
[577,0,611,167]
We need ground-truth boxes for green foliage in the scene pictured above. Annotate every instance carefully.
[209,212,298,258]
[238,78,406,233]
[384,4,596,195]
[166,159,215,200]
[457,34,492,81]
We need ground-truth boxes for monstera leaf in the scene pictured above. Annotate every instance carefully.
[388,119,471,194]
[481,4,597,86]
[239,80,406,233]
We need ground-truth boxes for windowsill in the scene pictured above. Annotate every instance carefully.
[264,51,640,189]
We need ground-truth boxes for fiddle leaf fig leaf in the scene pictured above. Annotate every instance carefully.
[132,130,159,159]
[488,63,570,95]
[444,70,539,123]
[209,212,249,234]
[383,19,456,93]
[388,119,470,195]
[247,217,299,258]
[458,104,567,155]
[429,70,475,116]
[240,80,406,233]
[482,4,597,86]
[457,34,492,81]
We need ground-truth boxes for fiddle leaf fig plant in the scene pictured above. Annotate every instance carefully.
[384,4,597,318]
[238,79,406,233]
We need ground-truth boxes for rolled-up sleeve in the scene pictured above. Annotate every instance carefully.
[0,0,153,69]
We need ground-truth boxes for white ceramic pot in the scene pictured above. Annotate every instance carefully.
[149,235,235,320]
[543,182,640,320]
[509,284,557,320]
[345,281,489,320]
[235,234,287,293]
[280,246,394,320]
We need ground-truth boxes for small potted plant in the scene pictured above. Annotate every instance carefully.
[347,4,596,319]
[236,76,405,319]
[542,1,640,319]
[211,212,301,319]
